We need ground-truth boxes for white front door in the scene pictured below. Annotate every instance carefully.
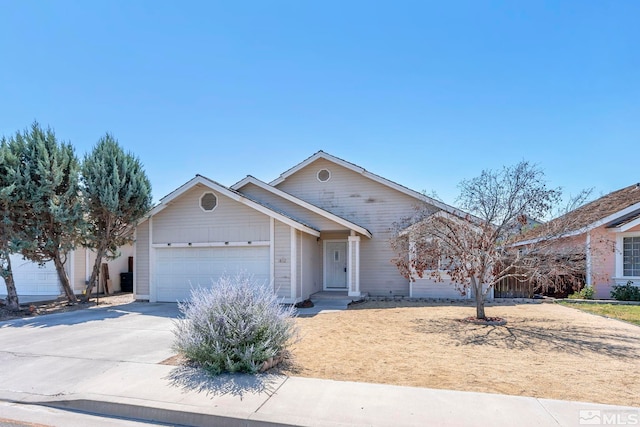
[324,241,347,289]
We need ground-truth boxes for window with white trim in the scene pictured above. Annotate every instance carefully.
[317,169,331,182]
[200,192,218,212]
[623,236,640,276]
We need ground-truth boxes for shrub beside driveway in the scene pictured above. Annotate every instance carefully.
[285,301,640,407]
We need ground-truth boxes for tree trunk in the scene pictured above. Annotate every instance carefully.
[475,290,486,319]
[1,255,20,311]
[84,246,106,299]
[52,251,77,303]
[471,276,486,319]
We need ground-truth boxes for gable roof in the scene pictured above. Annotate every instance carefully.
[269,150,468,217]
[141,175,321,237]
[399,210,483,237]
[516,183,640,244]
[232,175,373,238]
[561,183,640,234]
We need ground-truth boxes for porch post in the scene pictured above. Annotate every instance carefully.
[348,233,361,297]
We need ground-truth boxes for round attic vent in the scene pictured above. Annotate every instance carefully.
[317,169,331,182]
[200,192,218,212]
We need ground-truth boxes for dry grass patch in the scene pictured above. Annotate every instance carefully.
[285,301,640,407]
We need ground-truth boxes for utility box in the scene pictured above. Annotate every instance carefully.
[120,272,133,293]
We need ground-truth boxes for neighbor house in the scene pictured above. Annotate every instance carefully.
[516,183,640,299]
[2,247,133,299]
[133,151,468,303]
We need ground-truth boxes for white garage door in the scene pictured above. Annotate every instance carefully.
[155,246,270,302]
[6,254,61,296]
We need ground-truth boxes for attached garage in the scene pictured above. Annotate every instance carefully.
[135,176,322,303]
[9,254,61,296]
[154,245,270,302]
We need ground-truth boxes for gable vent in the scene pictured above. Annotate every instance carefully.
[200,192,218,212]
[317,169,331,182]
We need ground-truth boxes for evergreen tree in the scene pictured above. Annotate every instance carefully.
[0,137,22,310]
[82,133,152,296]
[13,123,84,303]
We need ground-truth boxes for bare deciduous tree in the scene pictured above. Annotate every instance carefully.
[391,161,591,320]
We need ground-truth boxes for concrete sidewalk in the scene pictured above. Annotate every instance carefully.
[3,367,639,427]
[0,302,637,426]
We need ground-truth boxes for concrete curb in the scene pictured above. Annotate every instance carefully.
[3,380,639,427]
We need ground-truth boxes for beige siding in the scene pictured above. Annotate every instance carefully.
[71,246,134,294]
[412,275,466,299]
[240,182,350,232]
[276,158,431,296]
[153,184,270,244]
[296,230,302,298]
[72,249,87,293]
[300,232,321,299]
[135,220,150,297]
[274,220,291,298]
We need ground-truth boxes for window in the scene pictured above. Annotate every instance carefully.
[317,169,331,182]
[623,236,640,276]
[200,192,218,212]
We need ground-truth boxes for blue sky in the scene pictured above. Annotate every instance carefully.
[1,1,638,207]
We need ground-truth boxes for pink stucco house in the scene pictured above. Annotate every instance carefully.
[524,183,640,299]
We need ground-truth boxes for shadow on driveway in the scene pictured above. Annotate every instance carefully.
[0,302,179,329]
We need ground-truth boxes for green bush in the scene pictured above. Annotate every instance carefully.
[610,281,640,301]
[172,273,298,375]
[568,285,594,300]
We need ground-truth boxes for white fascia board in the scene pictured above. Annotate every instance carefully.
[513,202,640,246]
[144,175,212,218]
[270,151,468,220]
[269,151,351,186]
[142,175,320,238]
[619,216,640,232]
[233,176,372,238]
[583,202,640,233]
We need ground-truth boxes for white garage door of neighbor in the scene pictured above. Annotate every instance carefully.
[7,254,61,296]
[155,246,271,302]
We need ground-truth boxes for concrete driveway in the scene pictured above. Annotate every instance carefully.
[0,302,179,397]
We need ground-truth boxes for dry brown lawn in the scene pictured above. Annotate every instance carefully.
[285,301,640,407]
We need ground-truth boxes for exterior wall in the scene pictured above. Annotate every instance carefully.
[296,230,302,299]
[274,220,291,298]
[412,274,467,299]
[589,226,617,299]
[300,232,321,299]
[276,158,433,296]
[72,246,134,294]
[614,224,640,290]
[135,220,150,298]
[240,182,350,232]
[152,184,270,244]
[72,249,90,293]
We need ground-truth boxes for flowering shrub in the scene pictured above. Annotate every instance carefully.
[173,273,297,374]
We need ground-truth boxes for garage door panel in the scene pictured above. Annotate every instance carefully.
[154,246,270,302]
[7,255,61,296]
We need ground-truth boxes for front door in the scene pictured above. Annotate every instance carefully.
[325,241,347,289]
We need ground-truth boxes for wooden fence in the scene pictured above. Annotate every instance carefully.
[493,273,534,298]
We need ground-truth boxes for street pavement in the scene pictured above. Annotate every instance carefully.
[0,302,637,427]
